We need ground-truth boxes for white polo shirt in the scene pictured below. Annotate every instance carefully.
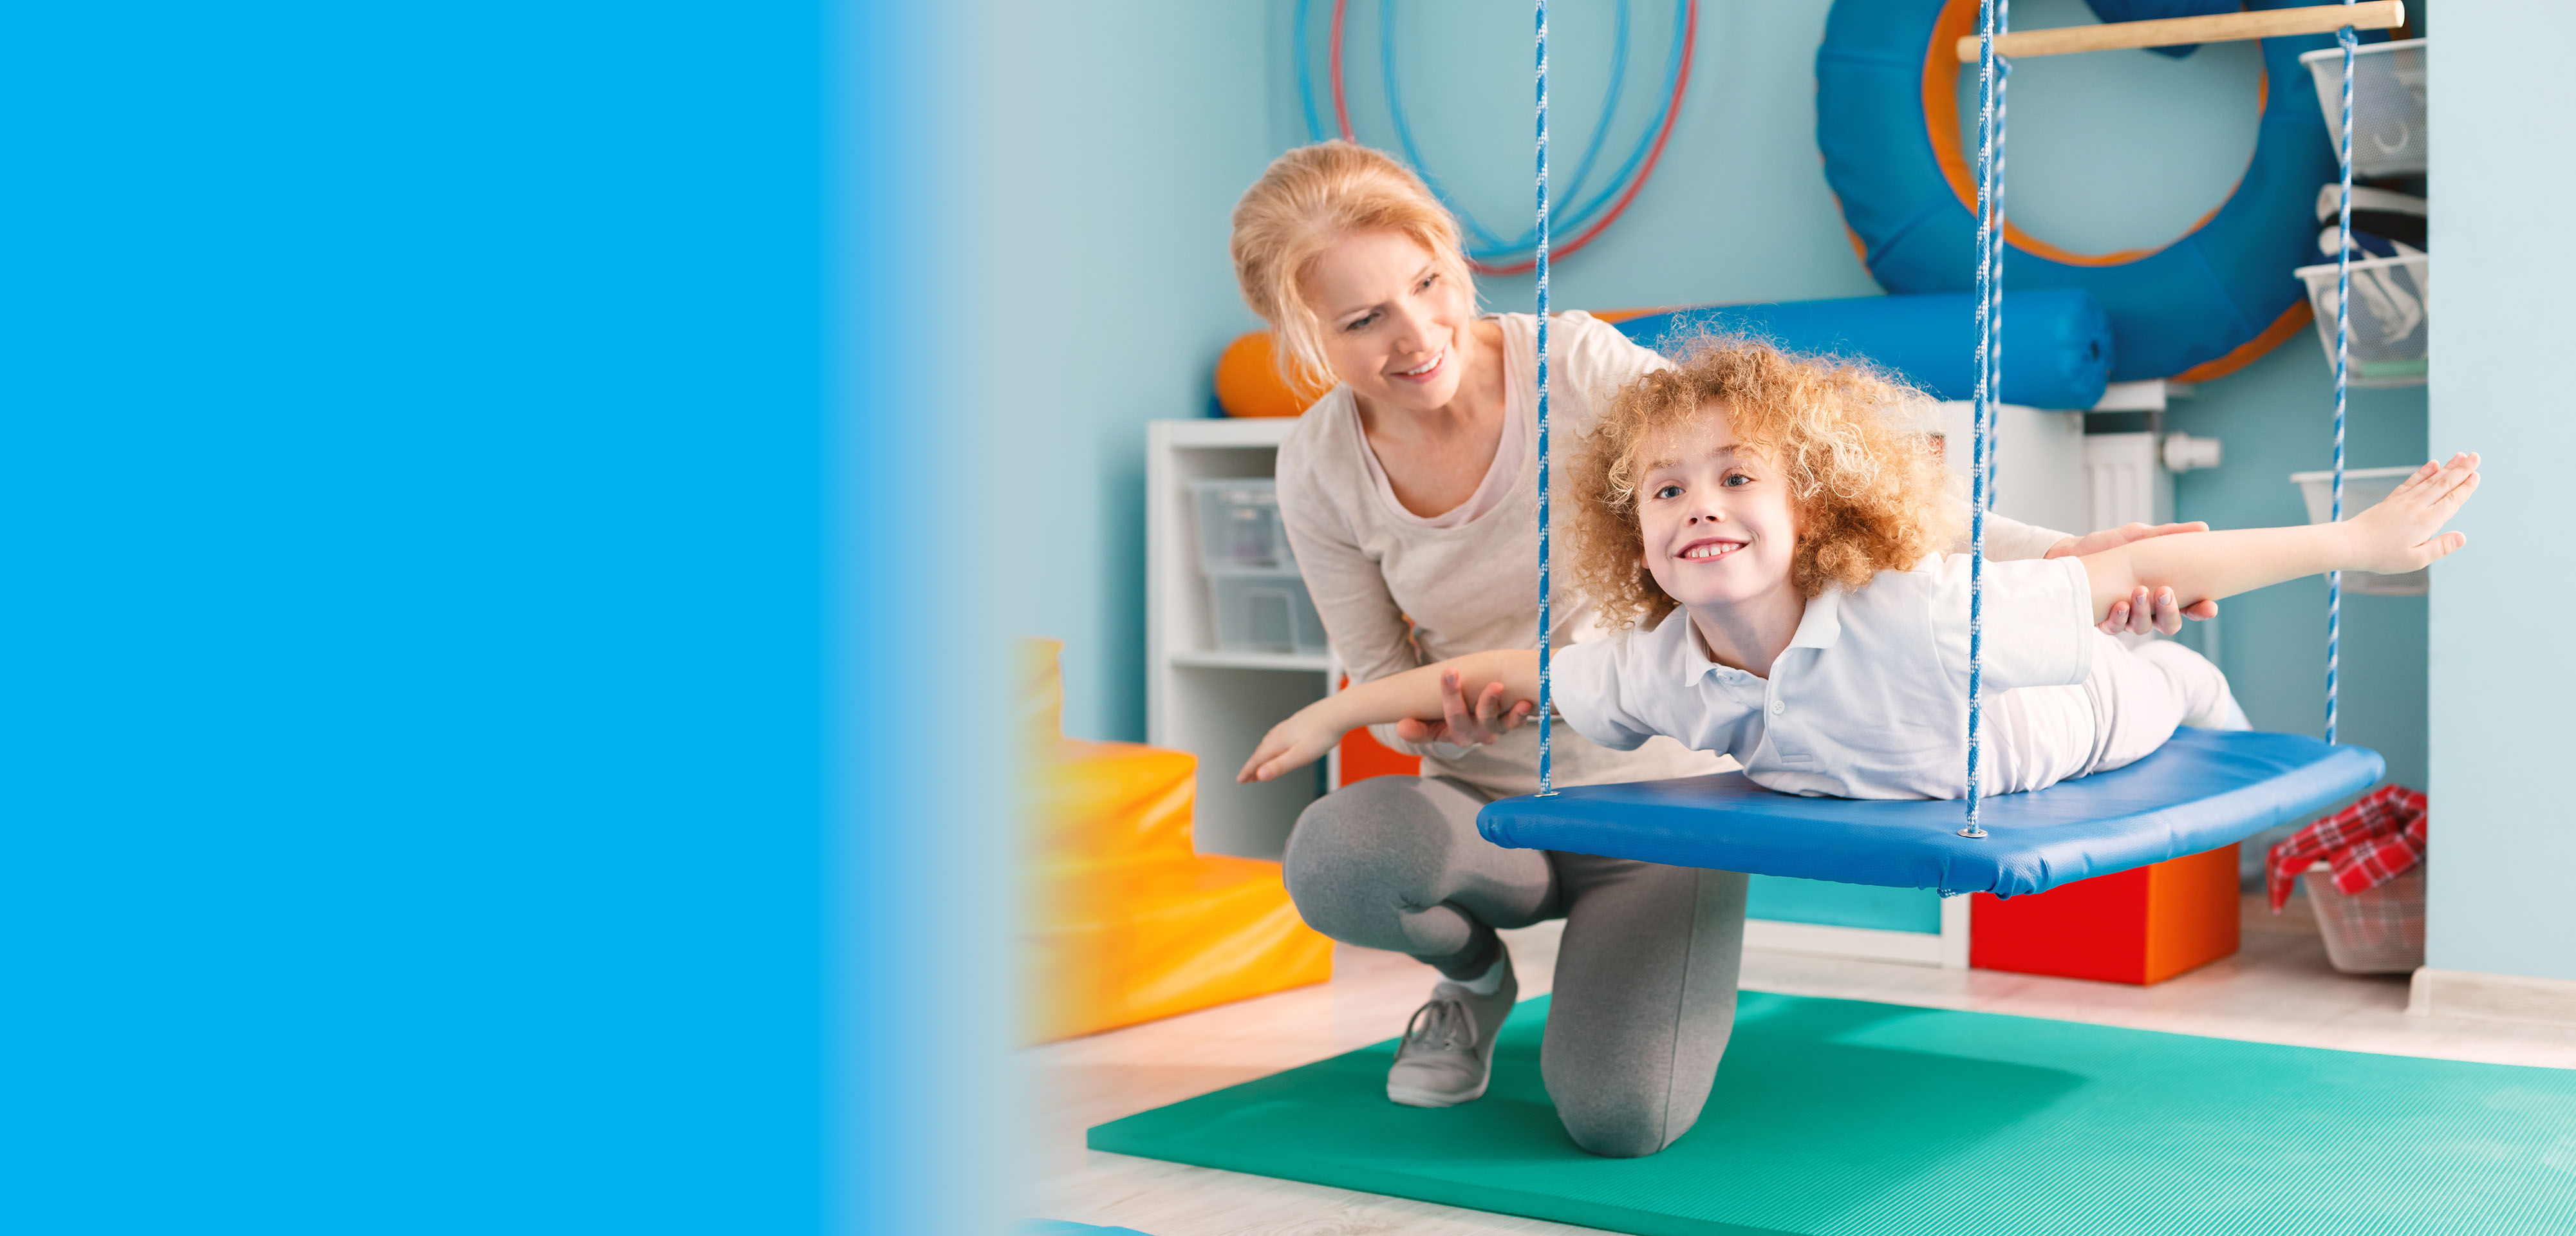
[1551,554,2100,799]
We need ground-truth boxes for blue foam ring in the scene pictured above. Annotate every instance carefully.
[1814,0,2383,383]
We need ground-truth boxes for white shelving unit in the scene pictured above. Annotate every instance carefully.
[1146,417,1334,859]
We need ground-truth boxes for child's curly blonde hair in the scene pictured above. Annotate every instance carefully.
[1569,339,1961,629]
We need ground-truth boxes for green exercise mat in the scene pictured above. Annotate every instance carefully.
[1088,993,2576,1235]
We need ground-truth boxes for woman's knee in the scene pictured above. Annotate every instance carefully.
[1286,777,1424,900]
[1554,1088,1690,1159]
[1283,776,1464,937]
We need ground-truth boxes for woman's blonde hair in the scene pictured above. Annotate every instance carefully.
[1568,339,1960,628]
[1230,142,1476,391]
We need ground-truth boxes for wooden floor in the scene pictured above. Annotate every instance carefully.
[1029,896,2576,1236]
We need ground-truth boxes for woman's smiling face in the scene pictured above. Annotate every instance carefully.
[1632,403,1803,613]
[1302,229,1477,414]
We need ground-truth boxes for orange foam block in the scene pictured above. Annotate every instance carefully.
[1970,843,2241,985]
[1024,738,1332,1043]
[1336,724,1420,786]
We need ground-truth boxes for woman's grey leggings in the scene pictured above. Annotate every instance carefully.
[1282,774,1748,1158]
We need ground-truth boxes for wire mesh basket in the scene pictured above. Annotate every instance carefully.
[2294,253,2427,388]
[2301,38,2426,178]
[2302,865,2425,974]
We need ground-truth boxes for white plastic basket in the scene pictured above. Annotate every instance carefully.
[2301,864,2425,974]
[2288,465,2427,595]
[2301,38,2427,178]
[2293,252,2427,388]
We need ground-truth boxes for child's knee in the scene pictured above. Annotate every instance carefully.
[2130,639,2243,729]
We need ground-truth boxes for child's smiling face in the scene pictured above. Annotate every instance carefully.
[1633,402,1803,614]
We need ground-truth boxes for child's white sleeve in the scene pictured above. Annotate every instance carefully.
[1547,636,1662,751]
[1919,555,2096,690]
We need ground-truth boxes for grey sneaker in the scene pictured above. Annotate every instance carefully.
[1385,952,1518,1108]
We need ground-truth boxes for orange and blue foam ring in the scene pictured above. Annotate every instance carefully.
[1815,0,2382,382]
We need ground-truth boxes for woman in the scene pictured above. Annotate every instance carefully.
[1227,141,2204,1157]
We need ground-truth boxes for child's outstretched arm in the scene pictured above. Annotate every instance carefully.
[2078,453,2479,621]
[1237,649,1540,783]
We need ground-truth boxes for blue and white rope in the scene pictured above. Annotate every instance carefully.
[1962,0,2006,839]
[1535,0,1557,796]
[2328,7,2355,745]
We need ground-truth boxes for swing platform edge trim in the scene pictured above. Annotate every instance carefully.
[1475,727,2384,898]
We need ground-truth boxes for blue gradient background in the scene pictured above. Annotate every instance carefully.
[1,3,993,1231]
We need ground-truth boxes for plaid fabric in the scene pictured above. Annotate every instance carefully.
[2266,785,2428,912]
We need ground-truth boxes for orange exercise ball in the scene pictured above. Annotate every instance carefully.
[1214,332,1332,418]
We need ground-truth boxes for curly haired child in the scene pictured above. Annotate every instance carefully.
[1242,341,2479,798]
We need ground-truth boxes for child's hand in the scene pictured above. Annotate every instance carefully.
[1238,706,1343,784]
[2347,452,2479,575]
[1389,670,1535,749]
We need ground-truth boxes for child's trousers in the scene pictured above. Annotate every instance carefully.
[1990,632,2250,794]
[1282,773,1747,1158]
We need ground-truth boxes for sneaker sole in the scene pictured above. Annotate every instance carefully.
[1386,1076,1489,1108]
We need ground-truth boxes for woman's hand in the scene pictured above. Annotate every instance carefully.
[2049,523,2221,634]
[1389,670,1535,749]
[1238,704,1346,784]
[2347,453,2479,574]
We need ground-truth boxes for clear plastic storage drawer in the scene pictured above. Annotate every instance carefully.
[1206,569,1328,656]
[1190,478,1296,573]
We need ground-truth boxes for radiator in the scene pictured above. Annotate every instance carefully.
[2084,432,2172,532]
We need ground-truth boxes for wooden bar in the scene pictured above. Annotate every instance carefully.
[1954,0,2402,62]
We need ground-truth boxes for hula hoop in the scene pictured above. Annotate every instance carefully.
[1298,0,1698,276]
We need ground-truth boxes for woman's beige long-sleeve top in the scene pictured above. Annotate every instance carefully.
[1275,312,2067,800]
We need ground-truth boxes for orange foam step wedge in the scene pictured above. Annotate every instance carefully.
[1028,738,1197,866]
[1025,851,1332,1043]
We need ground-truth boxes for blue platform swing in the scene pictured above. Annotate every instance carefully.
[1477,0,2395,899]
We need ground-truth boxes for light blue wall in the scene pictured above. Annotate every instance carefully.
[2425,2,2576,982]
[980,3,1271,742]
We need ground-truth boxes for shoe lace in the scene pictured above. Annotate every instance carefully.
[1399,996,1479,1055]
